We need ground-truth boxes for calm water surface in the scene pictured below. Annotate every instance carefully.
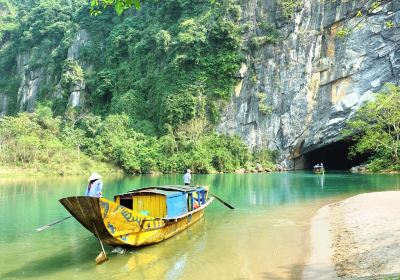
[0,172,399,280]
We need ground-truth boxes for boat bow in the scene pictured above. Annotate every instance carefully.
[59,196,121,245]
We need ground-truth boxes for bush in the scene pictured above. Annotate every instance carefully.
[346,83,400,172]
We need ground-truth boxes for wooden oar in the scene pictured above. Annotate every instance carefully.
[36,216,72,232]
[209,192,235,210]
[92,222,108,264]
[193,184,235,210]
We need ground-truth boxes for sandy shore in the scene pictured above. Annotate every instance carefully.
[303,191,400,279]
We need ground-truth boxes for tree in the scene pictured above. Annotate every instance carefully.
[345,83,400,170]
[90,0,142,15]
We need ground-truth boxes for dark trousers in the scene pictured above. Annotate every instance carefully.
[184,183,190,186]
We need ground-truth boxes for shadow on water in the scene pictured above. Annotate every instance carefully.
[0,242,96,279]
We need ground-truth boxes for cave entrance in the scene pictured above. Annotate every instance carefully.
[298,140,369,171]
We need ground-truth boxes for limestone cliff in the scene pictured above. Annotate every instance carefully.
[14,29,90,112]
[218,0,400,168]
[2,0,399,169]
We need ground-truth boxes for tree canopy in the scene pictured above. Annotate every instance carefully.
[345,83,400,171]
[90,0,142,15]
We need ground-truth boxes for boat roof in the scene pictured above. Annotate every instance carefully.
[116,185,204,197]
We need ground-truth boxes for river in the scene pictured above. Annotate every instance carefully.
[0,172,399,279]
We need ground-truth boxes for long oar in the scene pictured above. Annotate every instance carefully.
[93,222,108,265]
[36,216,72,232]
[209,192,235,209]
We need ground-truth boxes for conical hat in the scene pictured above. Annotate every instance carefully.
[88,172,102,181]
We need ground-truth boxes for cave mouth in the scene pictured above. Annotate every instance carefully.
[301,140,369,171]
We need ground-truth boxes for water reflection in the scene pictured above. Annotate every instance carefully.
[0,172,399,279]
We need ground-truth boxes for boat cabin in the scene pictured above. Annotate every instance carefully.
[114,186,208,219]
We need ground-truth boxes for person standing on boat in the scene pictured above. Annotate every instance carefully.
[183,169,191,186]
[85,172,103,197]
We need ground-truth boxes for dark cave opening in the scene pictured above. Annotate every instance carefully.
[299,140,370,171]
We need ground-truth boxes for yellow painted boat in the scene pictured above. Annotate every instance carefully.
[59,185,214,247]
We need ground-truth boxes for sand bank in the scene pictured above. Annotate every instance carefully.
[303,191,400,279]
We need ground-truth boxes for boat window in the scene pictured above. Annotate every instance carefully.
[120,196,133,209]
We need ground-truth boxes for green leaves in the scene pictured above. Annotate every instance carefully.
[336,27,350,39]
[84,0,243,131]
[385,21,394,29]
[90,0,142,16]
[346,83,400,171]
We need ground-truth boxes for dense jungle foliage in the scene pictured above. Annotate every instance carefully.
[0,106,276,174]
[345,84,400,172]
[0,0,276,174]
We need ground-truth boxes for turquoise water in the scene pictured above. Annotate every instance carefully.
[0,172,399,279]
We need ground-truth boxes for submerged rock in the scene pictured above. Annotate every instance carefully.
[112,246,126,254]
[350,165,368,173]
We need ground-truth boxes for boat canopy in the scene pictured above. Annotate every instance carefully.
[119,185,201,196]
[114,185,208,218]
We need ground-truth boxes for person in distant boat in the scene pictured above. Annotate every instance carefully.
[85,172,103,197]
[183,169,191,186]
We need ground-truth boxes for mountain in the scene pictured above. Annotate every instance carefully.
[0,0,399,169]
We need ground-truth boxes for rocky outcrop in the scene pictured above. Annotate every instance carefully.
[66,29,90,107]
[0,92,8,116]
[350,165,368,173]
[15,29,90,111]
[16,51,44,112]
[218,0,400,168]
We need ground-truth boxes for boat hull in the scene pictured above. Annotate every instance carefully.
[60,196,213,247]
[313,168,325,174]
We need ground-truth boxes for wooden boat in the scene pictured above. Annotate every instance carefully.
[59,185,214,247]
[313,166,325,174]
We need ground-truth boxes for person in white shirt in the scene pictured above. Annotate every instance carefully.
[183,169,191,186]
[85,172,103,197]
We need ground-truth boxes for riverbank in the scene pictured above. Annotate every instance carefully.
[304,191,400,279]
[0,162,123,177]
[0,163,279,177]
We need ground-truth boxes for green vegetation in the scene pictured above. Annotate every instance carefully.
[0,105,118,175]
[345,83,400,172]
[90,0,142,16]
[248,22,280,50]
[250,35,278,49]
[257,92,272,115]
[278,0,303,18]
[333,0,398,39]
[0,106,275,174]
[1,0,244,129]
[0,0,279,175]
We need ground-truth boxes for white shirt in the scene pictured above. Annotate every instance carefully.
[85,180,103,197]
[183,173,191,184]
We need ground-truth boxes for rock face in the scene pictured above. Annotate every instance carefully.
[0,92,8,116]
[15,29,90,112]
[16,51,43,112]
[218,0,400,168]
[66,29,90,107]
[350,165,368,173]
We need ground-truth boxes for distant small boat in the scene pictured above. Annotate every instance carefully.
[59,185,214,247]
[313,166,325,174]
